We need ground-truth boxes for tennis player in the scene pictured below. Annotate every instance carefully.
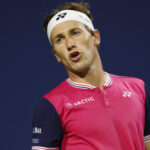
[32,2,150,150]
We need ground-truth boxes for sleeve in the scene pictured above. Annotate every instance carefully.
[32,97,63,150]
[144,84,150,143]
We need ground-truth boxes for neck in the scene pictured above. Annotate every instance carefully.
[67,54,106,91]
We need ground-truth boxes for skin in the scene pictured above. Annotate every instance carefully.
[51,20,106,90]
[50,20,150,149]
[145,142,150,150]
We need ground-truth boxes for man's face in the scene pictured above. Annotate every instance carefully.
[51,20,100,74]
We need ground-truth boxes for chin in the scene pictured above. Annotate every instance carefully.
[69,64,90,76]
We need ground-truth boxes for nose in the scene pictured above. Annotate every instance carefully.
[66,37,76,51]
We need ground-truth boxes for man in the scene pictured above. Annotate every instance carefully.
[32,2,150,150]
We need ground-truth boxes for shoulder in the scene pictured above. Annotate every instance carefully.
[44,80,68,99]
[40,80,69,114]
[109,73,145,98]
[110,73,144,86]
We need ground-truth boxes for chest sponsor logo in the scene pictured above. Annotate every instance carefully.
[33,127,42,134]
[66,97,95,108]
[123,91,132,98]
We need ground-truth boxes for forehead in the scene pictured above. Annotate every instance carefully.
[50,21,86,39]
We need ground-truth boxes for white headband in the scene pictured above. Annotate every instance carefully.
[47,10,94,44]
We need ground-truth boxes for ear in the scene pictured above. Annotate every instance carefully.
[52,49,61,63]
[93,29,101,46]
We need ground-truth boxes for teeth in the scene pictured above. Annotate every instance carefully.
[72,52,79,57]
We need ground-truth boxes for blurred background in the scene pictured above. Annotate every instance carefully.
[0,0,150,149]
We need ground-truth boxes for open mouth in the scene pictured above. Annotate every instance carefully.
[70,51,81,61]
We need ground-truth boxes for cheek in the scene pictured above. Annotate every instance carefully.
[82,37,95,52]
[54,46,66,58]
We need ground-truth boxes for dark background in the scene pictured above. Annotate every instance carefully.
[0,0,150,149]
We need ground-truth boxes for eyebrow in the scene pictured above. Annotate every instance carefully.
[54,28,81,40]
[54,33,64,40]
[70,28,81,33]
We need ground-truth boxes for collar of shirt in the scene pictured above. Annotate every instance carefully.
[66,72,112,89]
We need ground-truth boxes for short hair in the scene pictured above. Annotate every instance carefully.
[43,2,93,34]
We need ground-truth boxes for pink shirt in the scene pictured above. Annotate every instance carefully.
[32,73,150,150]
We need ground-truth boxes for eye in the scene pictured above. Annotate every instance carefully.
[73,30,80,36]
[56,37,63,44]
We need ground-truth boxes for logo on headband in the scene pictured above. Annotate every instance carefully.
[56,13,67,21]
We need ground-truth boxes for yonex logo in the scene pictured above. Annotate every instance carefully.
[56,13,67,20]
[123,91,132,98]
